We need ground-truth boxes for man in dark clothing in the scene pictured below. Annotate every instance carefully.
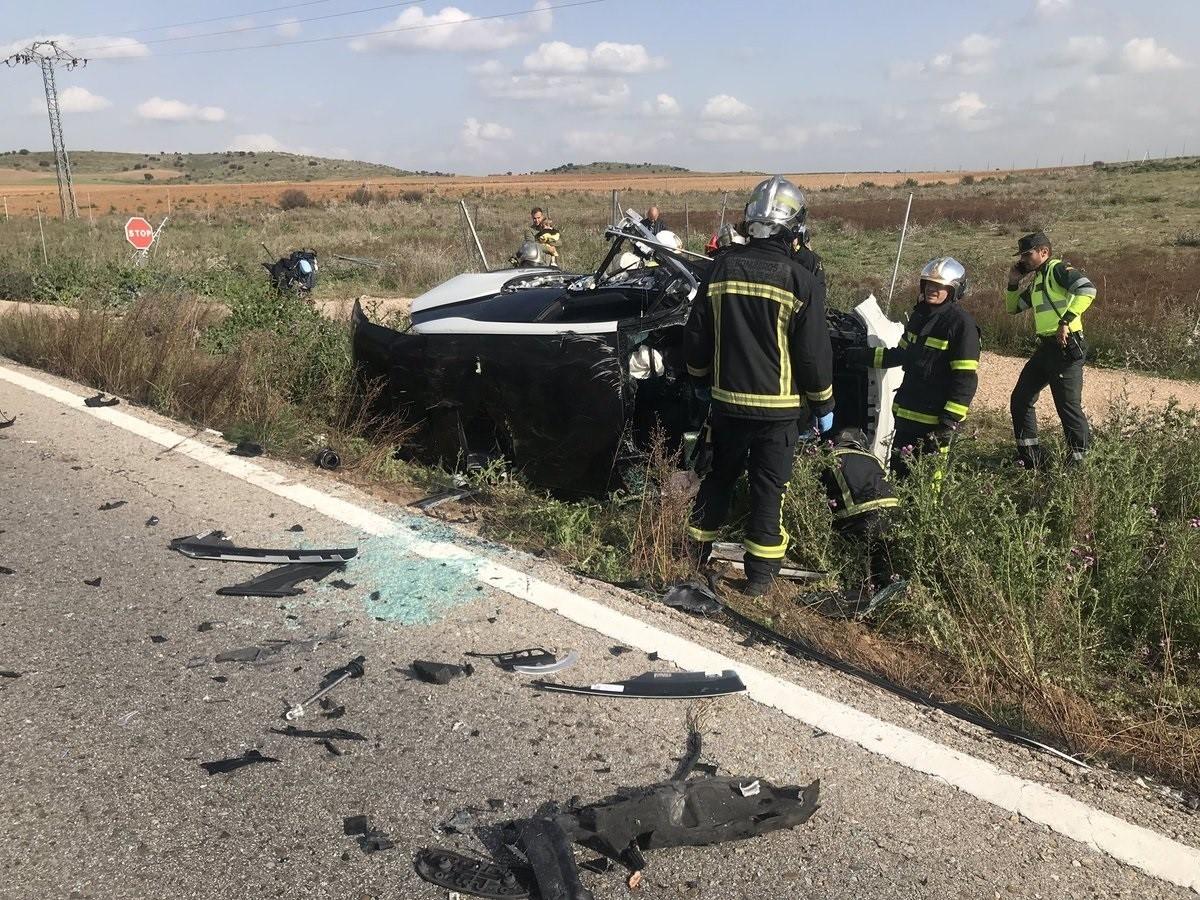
[529,207,561,265]
[819,428,900,606]
[645,205,667,235]
[847,257,980,479]
[685,176,835,596]
[1005,231,1096,467]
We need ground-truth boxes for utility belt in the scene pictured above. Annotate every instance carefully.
[1038,331,1086,363]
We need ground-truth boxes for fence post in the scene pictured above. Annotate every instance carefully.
[684,201,690,246]
[37,204,48,265]
[3,196,7,222]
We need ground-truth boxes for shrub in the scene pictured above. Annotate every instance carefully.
[278,189,314,210]
[38,160,49,167]
[960,174,975,185]
[902,177,919,188]
[1175,229,1200,247]
[144,173,154,181]
[18,148,29,155]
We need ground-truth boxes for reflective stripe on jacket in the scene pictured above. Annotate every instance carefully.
[685,237,834,420]
[1005,258,1095,336]
[866,300,981,425]
[820,447,899,522]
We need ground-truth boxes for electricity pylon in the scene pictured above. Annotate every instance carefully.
[4,41,87,220]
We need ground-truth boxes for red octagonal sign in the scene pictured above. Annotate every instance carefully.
[125,216,155,251]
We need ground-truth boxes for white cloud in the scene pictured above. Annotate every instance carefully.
[461,117,513,152]
[702,94,753,121]
[891,32,999,78]
[230,133,289,152]
[275,18,301,38]
[1056,35,1107,66]
[1,33,149,59]
[27,85,111,114]
[941,91,989,130]
[1121,37,1186,73]
[481,72,630,109]
[136,97,227,123]
[523,40,664,74]
[563,128,640,157]
[1035,0,1071,17]
[351,2,551,53]
[641,93,681,117]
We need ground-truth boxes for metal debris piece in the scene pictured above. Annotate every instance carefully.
[313,447,341,470]
[98,500,126,511]
[661,581,723,615]
[229,440,263,457]
[465,647,579,675]
[284,654,365,721]
[217,562,343,598]
[412,659,475,685]
[200,749,280,775]
[414,847,533,899]
[145,515,160,527]
[532,670,746,700]
[413,488,478,512]
[84,393,119,408]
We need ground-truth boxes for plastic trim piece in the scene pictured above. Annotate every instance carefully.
[170,531,358,564]
[216,562,343,597]
[533,670,745,700]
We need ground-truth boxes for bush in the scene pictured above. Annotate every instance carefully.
[18,148,29,155]
[960,174,975,185]
[144,173,154,181]
[278,189,314,211]
[902,177,918,188]
[1175,229,1200,247]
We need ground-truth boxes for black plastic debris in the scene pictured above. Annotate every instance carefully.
[440,808,478,835]
[287,524,304,533]
[609,645,632,657]
[0,671,22,679]
[217,562,343,598]
[519,818,595,900]
[343,815,395,853]
[200,749,280,775]
[214,643,288,664]
[171,530,357,565]
[229,440,263,457]
[84,393,119,408]
[412,659,474,685]
[662,581,723,615]
[149,635,168,644]
[533,670,746,700]
[412,487,478,512]
[323,739,343,757]
[145,515,160,527]
[0,414,15,429]
[197,621,225,632]
[0,566,14,576]
[313,447,341,470]
[465,648,579,675]
[98,500,127,511]
[83,577,102,587]
[798,579,910,620]
[329,579,356,590]
[415,848,533,899]
[270,726,367,741]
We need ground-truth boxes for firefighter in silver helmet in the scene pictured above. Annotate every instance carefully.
[684,176,835,596]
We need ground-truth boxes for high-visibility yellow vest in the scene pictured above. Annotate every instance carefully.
[1005,258,1096,337]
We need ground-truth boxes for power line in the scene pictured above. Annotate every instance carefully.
[105,0,339,37]
[86,0,605,59]
[82,0,427,53]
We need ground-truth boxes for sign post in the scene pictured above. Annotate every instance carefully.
[125,215,156,267]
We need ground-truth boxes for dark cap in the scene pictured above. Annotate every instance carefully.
[1015,232,1050,256]
[834,427,868,449]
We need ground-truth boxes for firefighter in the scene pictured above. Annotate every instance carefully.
[847,257,980,479]
[1005,231,1095,467]
[529,207,561,264]
[684,176,835,597]
[819,428,900,606]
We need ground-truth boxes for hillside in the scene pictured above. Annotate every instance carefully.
[535,161,691,175]
[0,149,433,184]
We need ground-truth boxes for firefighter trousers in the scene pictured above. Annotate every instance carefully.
[889,418,949,481]
[1010,336,1090,463]
[688,414,799,583]
[834,512,894,598]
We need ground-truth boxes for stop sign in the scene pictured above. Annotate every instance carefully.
[125,216,155,251]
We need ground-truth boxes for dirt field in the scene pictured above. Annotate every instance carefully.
[0,167,1019,218]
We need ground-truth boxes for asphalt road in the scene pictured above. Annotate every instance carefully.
[1,363,1198,900]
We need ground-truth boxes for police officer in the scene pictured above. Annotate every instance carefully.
[848,257,980,478]
[529,207,561,264]
[685,176,835,596]
[1005,232,1096,467]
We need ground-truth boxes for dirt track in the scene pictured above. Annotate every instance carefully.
[0,167,1013,218]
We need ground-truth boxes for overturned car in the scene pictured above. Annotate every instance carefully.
[351,212,902,497]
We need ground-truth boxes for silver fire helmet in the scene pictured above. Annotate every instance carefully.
[919,256,968,301]
[743,175,807,238]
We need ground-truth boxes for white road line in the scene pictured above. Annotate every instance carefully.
[3,360,1198,892]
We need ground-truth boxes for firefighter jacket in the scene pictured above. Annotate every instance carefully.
[865,300,980,425]
[1004,257,1095,337]
[685,237,834,421]
[820,446,899,524]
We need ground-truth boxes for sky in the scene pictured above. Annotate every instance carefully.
[1,0,1198,175]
